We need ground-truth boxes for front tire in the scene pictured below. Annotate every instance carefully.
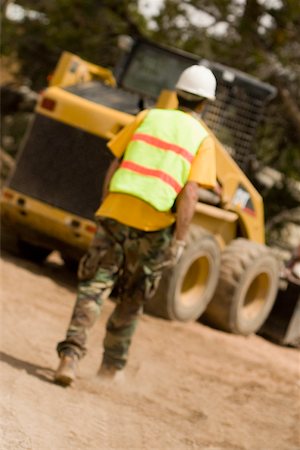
[145,225,221,321]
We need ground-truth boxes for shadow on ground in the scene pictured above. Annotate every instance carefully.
[0,350,54,384]
[1,249,78,293]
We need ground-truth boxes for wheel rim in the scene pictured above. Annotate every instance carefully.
[180,256,210,307]
[240,272,270,321]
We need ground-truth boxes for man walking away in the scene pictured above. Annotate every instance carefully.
[54,65,218,386]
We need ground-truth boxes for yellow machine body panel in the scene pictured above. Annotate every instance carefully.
[192,203,238,250]
[49,51,116,88]
[1,53,136,256]
[1,188,95,255]
[36,86,134,140]
[210,131,265,244]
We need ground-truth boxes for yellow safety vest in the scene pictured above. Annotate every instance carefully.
[109,109,208,211]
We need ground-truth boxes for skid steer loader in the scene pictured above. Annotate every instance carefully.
[1,37,283,336]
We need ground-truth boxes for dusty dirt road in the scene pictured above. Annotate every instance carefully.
[0,249,299,450]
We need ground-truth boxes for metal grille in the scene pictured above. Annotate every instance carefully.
[201,61,276,173]
[9,114,114,219]
[203,82,265,172]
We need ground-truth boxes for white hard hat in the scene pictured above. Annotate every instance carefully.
[176,65,217,101]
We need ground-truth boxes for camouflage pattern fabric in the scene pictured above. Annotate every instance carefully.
[57,217,173,369]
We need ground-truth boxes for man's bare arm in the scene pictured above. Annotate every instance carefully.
[174,181,199,241]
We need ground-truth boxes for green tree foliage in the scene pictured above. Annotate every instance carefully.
[1,0,146,89]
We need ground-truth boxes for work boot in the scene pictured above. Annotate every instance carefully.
[54,354,78,386]
[97,362,125,383]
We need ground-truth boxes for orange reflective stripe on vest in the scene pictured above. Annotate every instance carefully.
[120,160,182,193]
[109,109,209,211]
[131,133,194,163]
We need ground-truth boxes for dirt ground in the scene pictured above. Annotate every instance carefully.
[0,250,299,450]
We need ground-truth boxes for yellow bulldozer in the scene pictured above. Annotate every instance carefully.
[2,37,296,340]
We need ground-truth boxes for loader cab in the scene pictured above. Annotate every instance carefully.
[114,37,199,104]
[60,38,200,116]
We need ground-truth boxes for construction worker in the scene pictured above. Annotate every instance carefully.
[54,65,218,385]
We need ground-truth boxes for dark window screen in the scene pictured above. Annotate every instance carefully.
[120,42,198,99]
[9,114,114,219]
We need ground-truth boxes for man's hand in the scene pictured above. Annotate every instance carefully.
[169,238,186,265]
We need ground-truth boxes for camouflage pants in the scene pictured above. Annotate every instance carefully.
[57,217,173,369]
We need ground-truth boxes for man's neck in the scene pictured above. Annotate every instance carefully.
[178,106,202,119]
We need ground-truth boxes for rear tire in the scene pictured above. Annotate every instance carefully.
[203,238,279,335]
[145,225,220,321]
